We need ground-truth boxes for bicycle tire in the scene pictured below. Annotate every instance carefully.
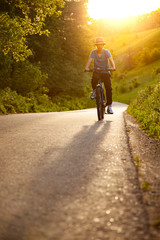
[96,87,103,120]
[101,89,105,119]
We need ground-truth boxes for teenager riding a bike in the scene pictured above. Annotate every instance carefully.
[85,37,116,114]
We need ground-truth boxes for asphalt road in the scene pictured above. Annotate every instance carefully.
[0,102,150,240]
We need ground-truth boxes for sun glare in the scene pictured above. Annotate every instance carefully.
[87,0,160,20]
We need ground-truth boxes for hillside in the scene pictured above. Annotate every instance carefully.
[111,28,160,57]
[106,27,160,139]
[107,27,160,104]
[112,60,160,104]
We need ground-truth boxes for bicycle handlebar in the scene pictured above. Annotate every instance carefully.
[84,68,116,72]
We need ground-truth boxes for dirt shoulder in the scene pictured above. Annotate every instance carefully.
[124,111,160,240]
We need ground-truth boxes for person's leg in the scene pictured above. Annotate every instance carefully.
[91,72,99,99]
[103,73,113,114]
[103,73,112,106]
[91,72,99,90]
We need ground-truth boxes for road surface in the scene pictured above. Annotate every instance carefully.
[0,102,150,240]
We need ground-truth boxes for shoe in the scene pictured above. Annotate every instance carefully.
[90,89,96,99]
[107,105,113,114]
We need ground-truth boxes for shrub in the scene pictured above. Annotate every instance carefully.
[113,71,127,82]
[134,48,160,66]
[150,48,160,62]
[132,77,140,88]
[119,84,128,93]
[155,67,160,75]
[0,87,30,113]
[0,88,56,114]
[0,88,94,114]
[11,61,47,95]
[128,83,160,139]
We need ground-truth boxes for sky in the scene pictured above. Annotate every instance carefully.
[87,0,160,19]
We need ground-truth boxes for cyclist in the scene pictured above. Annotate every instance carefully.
[85,37,116,114]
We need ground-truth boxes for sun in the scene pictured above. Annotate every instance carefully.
[87,0,160,20]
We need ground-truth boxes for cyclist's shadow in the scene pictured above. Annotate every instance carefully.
[2,120,112,240]
[29,119,113,204]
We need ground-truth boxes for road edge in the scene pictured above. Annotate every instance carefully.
[124,110,160,240]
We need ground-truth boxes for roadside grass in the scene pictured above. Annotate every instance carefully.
[134,156,140,169]
[142,181,150,192]
[127,82,160,139]
[152,220,160,228]
[113,60,160,104]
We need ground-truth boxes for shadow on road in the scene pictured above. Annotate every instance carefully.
[2,120,112,240]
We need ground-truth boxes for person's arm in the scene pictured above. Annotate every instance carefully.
[109,57,116,71]
[85,58,93,71]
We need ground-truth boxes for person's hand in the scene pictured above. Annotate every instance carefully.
[110,68,116,71]
[85,67,90,72]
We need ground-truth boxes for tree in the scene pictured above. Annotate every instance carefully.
[0,0,64,61]
[28,0,92,97]
[0,0,93,102]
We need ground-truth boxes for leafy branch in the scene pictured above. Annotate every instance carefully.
[0,0,65,61]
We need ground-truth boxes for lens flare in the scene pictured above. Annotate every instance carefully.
[87,0,160,19]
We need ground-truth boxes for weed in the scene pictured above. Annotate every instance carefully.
[142,181,150,192]
[134,156,140,169]
[152,219,160,228]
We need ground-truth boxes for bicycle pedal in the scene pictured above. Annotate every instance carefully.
[103,102,106,107]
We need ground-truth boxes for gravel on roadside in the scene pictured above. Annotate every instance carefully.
[124,111,160,240]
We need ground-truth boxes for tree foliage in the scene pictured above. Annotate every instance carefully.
[0,0,92,107]
[135,8,160,31]
[28,0,91,97]
[0,0,64,61]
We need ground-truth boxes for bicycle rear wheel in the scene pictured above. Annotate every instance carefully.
[96,87,103,121]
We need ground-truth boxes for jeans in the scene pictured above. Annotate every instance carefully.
[91,72,112,106]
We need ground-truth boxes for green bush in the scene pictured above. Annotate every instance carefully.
[134,48,160,66]
[0,53,13,89]
[119,84,128,93]
[128,83,160,139]
[132,77,140,88]
[150,48,160,62]
[0,87,30,113]
[52,95,95,112]
[0,88,94,114]
[11,61,47,95]
[0,88,56,114]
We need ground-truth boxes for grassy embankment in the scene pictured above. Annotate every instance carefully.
[110,28,160,139]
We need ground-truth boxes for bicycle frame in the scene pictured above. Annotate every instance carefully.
[85,68,115,121]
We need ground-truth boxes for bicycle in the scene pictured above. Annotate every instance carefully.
[85,68,115,121]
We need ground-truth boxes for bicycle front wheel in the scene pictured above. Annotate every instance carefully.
[96,87,103,121]
[101,88,105,119]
